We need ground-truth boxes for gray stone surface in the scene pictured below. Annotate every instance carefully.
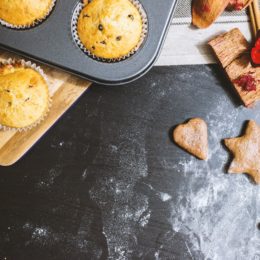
[0,65,259,260]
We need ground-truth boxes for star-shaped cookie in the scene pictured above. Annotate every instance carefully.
[173,118,208,160]
[224,120,260,184]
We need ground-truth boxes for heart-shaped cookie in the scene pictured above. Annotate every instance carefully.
[173,118,208,160]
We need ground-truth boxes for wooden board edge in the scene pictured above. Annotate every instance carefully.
[0,78,91,166]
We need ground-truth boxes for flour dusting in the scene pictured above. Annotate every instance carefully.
[89,120,151,259]
[145,183,172,202]
[32,227,49,240]
[22,221,103,257]
[154,251,160,260]
[36,168,62,190]
[81,169,88,180]
[159,192,172,202]
[109,144,118,153]
[169,97,260,259]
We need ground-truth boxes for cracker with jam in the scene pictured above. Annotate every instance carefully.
[209,28,260,107]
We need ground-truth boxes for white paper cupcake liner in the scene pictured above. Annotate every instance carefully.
[0,59,52,132]
[0,0,56,29]
[71,0,148,62]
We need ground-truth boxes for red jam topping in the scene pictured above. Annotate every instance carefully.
[230,0,244,10]
[202,4,211,12]
[234,73,257,92]
[233,3,244,10]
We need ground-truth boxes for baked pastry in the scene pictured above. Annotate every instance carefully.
[0,0,54,27]
[192,0,230,29]
[192,0,252,29]
[0,61,50,129]
[173,118,208,160]
[77,0,143,59]
[224,120,260,184]
[228,0,253,11]
[209,28,260,107]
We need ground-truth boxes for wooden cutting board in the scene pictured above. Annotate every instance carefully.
[0,51,91,166]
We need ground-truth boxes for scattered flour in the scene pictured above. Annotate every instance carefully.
[154,251,160,260]
[109,144,118,153]
[36,168,62,190]
[22,221,103,258]
[169,97,260,259]
[139,210,151,227]
[159,192,172,202]
[81,169,88,180]
[32,227,49,240]
[23,222,34,230]
[89,120,151,260]
[90,176,150,260]
[145,183,172,202]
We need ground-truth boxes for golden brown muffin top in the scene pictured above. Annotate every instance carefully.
[77,0,143,59]
[0,62,49,128]
[0,0,53,26]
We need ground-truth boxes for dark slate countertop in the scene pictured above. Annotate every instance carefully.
[0,65,259,260]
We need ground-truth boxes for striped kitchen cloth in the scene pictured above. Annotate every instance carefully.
[172,0,249,24]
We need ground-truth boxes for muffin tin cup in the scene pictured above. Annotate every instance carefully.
[0,59,52,132]
[0,0,177,85]
[0,0,57,29]
[71,0,148,62]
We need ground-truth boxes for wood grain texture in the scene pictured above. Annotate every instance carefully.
[225,54,260,106]
[208,28,249,68]
[0,51,91,166]
[209,28,260,107]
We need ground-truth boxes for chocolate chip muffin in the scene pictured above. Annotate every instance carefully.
[77,0,143,60]
[0,61,50,129]
[0,0,54,27]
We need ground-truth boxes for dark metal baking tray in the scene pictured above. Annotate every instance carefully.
[0,0,177,85]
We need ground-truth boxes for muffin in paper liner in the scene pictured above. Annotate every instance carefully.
[0,59,52,132]
[71,0,148,62]
[0,0,56,29]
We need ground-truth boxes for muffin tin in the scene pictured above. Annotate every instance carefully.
[0,0,178,85]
